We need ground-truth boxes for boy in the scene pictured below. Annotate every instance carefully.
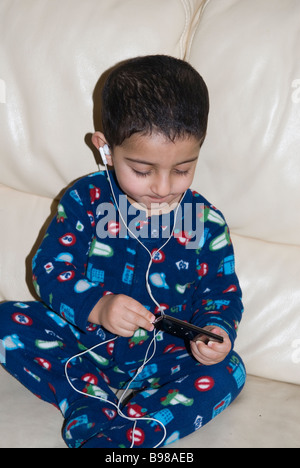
[0,55,246,448]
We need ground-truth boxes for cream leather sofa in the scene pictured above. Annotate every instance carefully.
[0,0,299,448]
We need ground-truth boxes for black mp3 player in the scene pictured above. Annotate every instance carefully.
[154,315,223,344]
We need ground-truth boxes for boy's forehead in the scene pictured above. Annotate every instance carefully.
[119,132,169,148]
[117,132,201,160]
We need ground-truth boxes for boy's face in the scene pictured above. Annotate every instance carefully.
[93,131,201,213]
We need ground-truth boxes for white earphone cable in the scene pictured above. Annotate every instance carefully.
[64,147,186,448]
[98,150,186,314]
[64,330,167,448]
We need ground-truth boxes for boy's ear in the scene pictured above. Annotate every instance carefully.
[91,131,113,166]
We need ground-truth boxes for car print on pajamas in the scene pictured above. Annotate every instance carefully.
[1,334,25,352]
[64,414,95,442]
[129,328,150,348]
[160,389,194,407]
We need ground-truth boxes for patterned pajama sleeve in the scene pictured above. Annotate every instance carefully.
[190,218,243,347]
[31,176,109,332]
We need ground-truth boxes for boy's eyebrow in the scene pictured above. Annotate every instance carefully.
[124,156,198,166]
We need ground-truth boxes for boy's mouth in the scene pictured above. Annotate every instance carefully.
[147,194,182,205]
[148,196,170,202]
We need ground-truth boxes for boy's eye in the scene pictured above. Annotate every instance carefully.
[131,168,190,177]
[132,169,151,177]
[174,169,189,176]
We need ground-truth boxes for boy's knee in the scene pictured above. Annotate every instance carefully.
[0,302,17,363]
[0,301,36,336]
[0,301,15,320]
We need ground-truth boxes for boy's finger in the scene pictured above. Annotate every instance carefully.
[126,297,155,324]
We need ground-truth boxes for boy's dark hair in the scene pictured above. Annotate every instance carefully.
[101,55,209,148]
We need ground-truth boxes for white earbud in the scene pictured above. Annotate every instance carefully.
[99,144,110,166]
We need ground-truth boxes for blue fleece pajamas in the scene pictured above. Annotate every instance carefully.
[0,171,246,448]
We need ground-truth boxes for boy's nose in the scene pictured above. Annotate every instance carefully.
[151,175,171,198]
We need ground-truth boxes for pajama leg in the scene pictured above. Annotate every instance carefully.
[0,301,121,447]
[79,350,246,448]
[0,302,246,448]
[128,350,246,447]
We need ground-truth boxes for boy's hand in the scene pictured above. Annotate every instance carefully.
[190,326,231,366]
[88,294,155,337]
